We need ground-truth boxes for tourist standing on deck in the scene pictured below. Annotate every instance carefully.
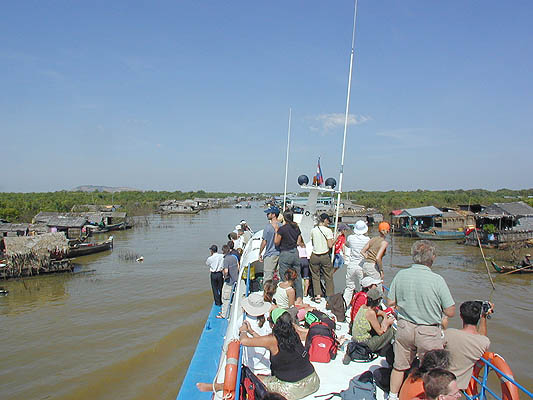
[309,213,335,301]
[241,220,253,248]
[386,240,456,400]
[333,223,349,274]
[343,220,370,305]
[206,245,224,306]
[444,301,493,390]
[274,211,305,302]
[260,206,281,282]
[218,244,239,319]
[361,221,390,286]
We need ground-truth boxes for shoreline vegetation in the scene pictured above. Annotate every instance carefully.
[0,188,532,224]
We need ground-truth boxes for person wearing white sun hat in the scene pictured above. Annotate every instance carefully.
[240,292,273,375]
[343,220,370,306]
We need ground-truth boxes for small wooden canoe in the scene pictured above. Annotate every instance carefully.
[490,261,533,274]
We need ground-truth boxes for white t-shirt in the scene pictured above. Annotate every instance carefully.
[311,225,333,255]
[206,253,224,272]
[242,314,272,375]
[345,234,370,264]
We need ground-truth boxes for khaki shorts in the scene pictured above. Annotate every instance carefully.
[393,319,444,370]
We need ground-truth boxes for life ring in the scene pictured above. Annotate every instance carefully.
[223,340,241,400]
[466,352,520,400]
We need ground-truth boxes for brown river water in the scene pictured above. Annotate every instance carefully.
[1,206,532,399]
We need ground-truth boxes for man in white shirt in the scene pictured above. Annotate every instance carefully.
[206,245,224,306]
[343,220,370,305]
[309,213,335,301]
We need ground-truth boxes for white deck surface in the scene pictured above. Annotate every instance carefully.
[301,296,388,400]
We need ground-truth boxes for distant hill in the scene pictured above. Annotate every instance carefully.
[71,185,140,193]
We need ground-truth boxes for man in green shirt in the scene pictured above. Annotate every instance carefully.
[386,240,456,400]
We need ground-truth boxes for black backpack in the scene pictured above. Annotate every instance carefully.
[326,292,347,322]
[345,341,378,362]
[240,365,268,400]
[315,370,377,400]
[305,310,336,331]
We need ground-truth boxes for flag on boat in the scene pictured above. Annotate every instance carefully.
[313,157,324,186]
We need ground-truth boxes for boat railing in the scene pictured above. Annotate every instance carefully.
[463,354,533,400]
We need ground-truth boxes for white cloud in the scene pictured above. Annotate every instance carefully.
[312,113,371,134]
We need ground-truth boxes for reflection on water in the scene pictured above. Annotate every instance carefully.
[0,207,532,400]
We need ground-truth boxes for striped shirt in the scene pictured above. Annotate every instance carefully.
[387,264,454,325]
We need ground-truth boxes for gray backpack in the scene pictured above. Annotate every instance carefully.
[315,370,377,400]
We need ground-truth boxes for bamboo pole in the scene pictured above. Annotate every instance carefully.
[474,228,496,290]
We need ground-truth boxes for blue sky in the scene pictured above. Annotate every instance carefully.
[2,1,532,193]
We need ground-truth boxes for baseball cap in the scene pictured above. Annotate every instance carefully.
[319,213,332,222]
[270,308,288,324]
[209,245,218,252]
[361,276,382,288]
[264,206,280,215]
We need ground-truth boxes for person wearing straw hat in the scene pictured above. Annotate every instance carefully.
[343,220,370,306]
[240,292,273,375]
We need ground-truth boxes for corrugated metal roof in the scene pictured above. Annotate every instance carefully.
[46,216,87,228]
[484,202,533,217]
[399,206,442,217]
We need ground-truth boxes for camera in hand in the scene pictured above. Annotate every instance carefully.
[477,300,493,319]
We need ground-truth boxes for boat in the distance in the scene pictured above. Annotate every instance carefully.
[490,260,533,274]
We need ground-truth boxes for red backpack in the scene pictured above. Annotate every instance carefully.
[349,291,368,332]
[305,322,338,363]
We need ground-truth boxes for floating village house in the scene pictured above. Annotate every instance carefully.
[33,212,88,239]
[391,206,475,236]
[1,232,70,279]
[159,199,199,214]
[465,201,533,247]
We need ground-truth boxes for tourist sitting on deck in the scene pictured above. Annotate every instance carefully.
[238,308,320,400]
[273,268,297,309]
[399,349,450,400]
[241,292,273,375]
[444,301,492,390]
[422,369,460,400]
[263,279,277,311]
[349,288,395,353]
[348,276,384,332]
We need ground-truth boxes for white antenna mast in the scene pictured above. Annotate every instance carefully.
[333,0,358,253]
[282,107,292,212]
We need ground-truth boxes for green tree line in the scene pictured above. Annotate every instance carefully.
[0,190,254,223]
[1,189,532,223]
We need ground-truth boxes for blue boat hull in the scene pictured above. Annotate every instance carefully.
[176,304,227,400]
[416,230,465,240]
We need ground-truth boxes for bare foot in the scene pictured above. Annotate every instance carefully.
[196,382,223,392]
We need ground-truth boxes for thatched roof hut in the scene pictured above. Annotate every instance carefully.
[3,232,69,256]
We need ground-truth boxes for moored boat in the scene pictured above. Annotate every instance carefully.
[416,230,465,240]
[66,236,113,258]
